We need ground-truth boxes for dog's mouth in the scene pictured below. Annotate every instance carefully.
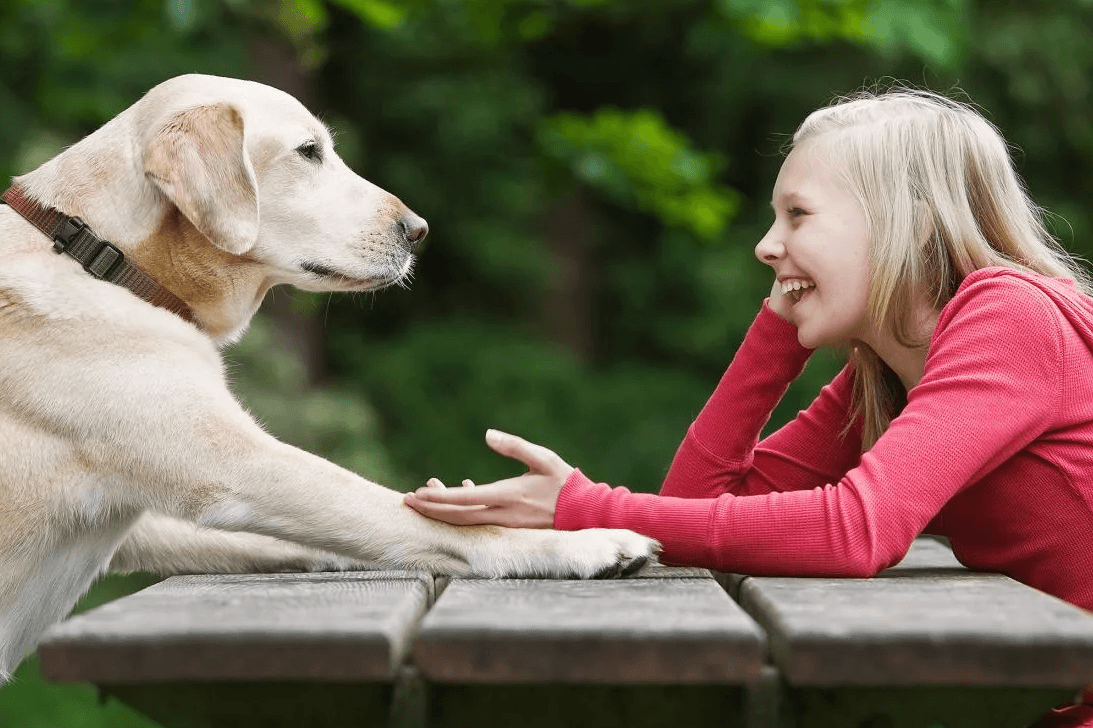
[299,259,411,291]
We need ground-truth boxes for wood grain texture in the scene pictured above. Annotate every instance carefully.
[630,564,713,579]
[413,574,765,684]
[39,571,432,683]
[737,539,1093,687]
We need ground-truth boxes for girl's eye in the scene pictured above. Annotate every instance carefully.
[296,141,322,163]
[788,207,807,218]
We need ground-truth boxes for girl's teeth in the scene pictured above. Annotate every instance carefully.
[781,280,815,295]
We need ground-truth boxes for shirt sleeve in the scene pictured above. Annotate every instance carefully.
[659,301,862,500]
[555,277,1063,575]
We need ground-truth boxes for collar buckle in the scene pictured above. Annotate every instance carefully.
[53,216,87,254]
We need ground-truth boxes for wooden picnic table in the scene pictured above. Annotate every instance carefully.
[38,538,1093,728]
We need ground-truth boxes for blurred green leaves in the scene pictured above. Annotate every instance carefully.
[720,0,873,45]
[333,321,712,489]
[227,312,402,486]
[0,656,159,728]
[539,108,740,240]
[0,0,248,181]
[330,0,408,29]
[861,0,965,68]
[717,0,965,68]
[259,0,409,66]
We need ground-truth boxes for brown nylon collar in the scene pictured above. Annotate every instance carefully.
[1,184,197,326]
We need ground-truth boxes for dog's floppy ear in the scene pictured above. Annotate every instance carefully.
[143,103,259,255]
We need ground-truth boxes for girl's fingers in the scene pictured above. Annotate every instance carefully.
[405,498,495,526]
[485,429,560,472]
[423,478,474,489]
[408,482,513,506]
[766,278,793,322]
[404,478,553,529]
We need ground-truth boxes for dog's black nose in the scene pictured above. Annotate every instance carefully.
[399,212,429,250]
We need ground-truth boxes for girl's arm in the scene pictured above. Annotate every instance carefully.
[557,277,1063,574]
[659,301,862,500]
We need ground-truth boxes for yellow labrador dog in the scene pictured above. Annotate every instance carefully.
[0,74,657,679]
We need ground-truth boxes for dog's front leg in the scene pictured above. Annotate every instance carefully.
[17,350,654,580]
[166,428,656,579]
[54,350,656,579]
[97,370,653,579]
[110,512,373,576]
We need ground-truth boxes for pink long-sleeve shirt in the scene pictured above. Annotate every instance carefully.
[555,267,1093,611]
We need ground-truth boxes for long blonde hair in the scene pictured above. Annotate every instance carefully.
[791,87,1093,449]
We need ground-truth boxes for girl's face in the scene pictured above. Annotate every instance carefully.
[755,140,875,350]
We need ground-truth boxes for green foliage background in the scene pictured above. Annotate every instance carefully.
[3,0,1093,724]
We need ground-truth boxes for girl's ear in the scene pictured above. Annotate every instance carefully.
[143,103,259,255]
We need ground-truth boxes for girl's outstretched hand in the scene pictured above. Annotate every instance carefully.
[403,429,573,529]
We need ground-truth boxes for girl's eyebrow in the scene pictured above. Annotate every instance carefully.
[770,191,805,210]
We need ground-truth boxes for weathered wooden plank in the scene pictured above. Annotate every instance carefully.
[738,540,1093,687]
[716,537,961,601]
[414,569,766,684]
[39,571,432,683]
[888,536,963,570]
[631,564,715,579]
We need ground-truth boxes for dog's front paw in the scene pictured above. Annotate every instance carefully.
[470,528,660,579]
[562,529,661,579]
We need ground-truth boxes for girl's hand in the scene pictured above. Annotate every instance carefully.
[404,430,573,529]
[767,277,794,322]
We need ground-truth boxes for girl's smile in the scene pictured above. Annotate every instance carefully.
[780,277,816,305]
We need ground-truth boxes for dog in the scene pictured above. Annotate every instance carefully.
[0,74,658,679]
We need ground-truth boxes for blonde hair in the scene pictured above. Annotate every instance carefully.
[791,87,1093,449]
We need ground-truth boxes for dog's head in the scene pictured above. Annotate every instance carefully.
[137,74,426,294]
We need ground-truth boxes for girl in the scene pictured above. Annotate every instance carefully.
[404,88,1093,725]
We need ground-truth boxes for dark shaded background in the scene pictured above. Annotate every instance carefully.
[2,1,1091,724]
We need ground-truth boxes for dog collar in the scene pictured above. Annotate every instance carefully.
[1,184,197,325]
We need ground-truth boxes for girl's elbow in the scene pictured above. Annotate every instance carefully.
[829,557,882,578]
[846,544,906,578]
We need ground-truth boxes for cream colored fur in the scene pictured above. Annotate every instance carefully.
[0,74,657,680]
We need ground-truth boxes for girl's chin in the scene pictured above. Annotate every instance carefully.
[796,324,839,350]
[797,331,820,349]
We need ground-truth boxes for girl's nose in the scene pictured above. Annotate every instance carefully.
[754,226,784,264]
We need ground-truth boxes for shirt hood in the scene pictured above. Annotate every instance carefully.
[957,266,1093,352]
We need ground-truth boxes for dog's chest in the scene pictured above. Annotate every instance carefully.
[0,515,136,678]
[0,286,25,324]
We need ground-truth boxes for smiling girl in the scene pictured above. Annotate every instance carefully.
[405,88,1093,724]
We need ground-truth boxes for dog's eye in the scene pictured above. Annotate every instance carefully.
[296,141,322,163]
